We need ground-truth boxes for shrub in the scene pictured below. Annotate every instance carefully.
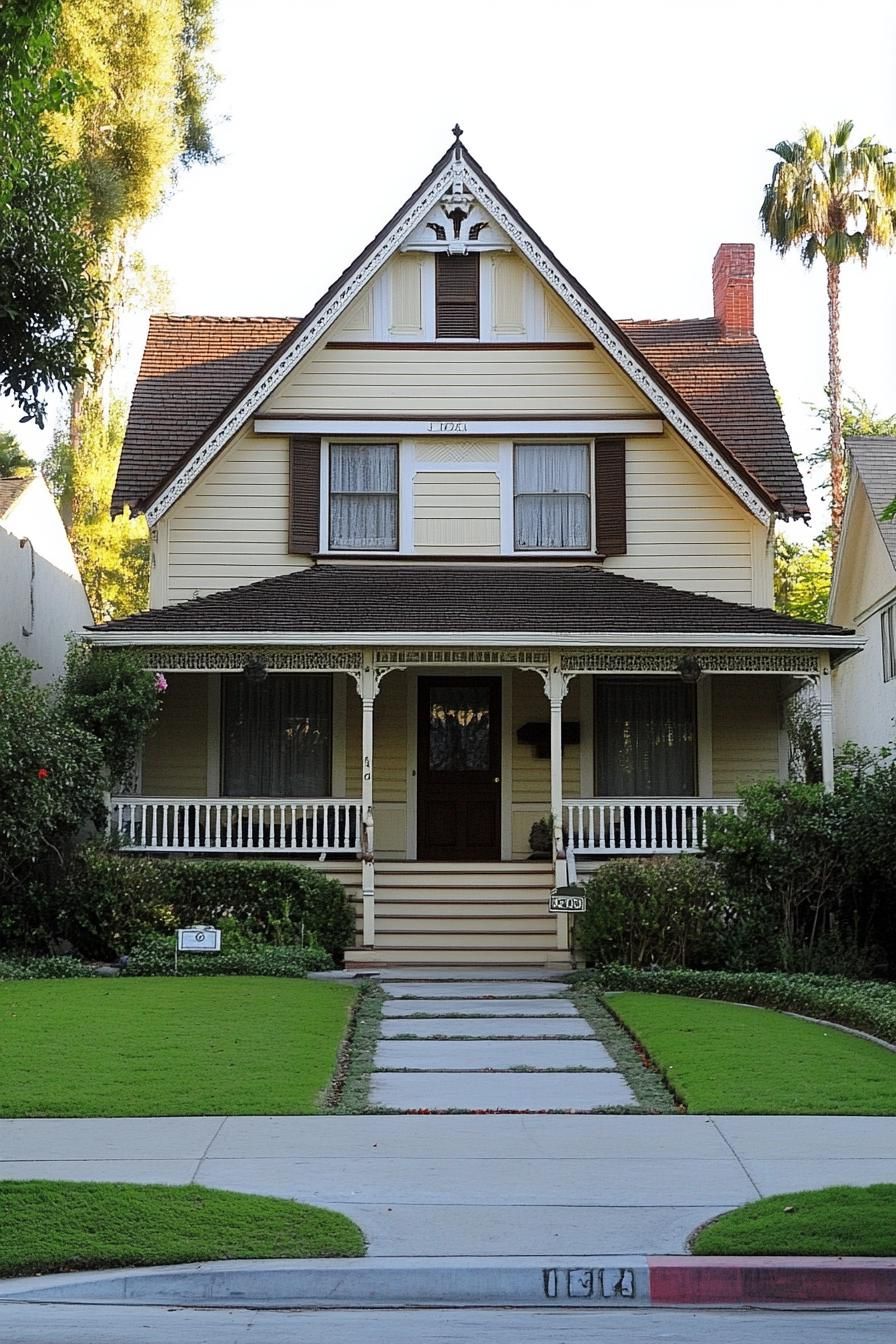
[58,846,356,960]
[575,856,738,969]
[704,775,894,975]
[572,965,896,1045]
[0,956,96,981]
[123,934,332,977]
[0,644,105,948]
[58,641,164,787]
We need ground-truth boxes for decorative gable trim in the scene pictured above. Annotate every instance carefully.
[144,145,774,528]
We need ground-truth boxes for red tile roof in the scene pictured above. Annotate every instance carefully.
[111,317,299,513]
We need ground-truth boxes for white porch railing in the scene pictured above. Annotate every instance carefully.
[108,797,364,855]
[563,797,740,857]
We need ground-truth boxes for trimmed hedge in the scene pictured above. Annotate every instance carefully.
[123,935,332,977]
[58,846,356,960]
[0,957,96,981]
[571,966,896,1044]
[575,857,737,969]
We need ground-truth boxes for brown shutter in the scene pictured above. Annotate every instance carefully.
[289,436,321,554]
[594,439,626,556]
[435,253,480,338]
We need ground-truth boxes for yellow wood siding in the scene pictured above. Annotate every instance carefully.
[711,676,782,794]
[414,471,500,552]
[263,344,649,416]
[164,429,311,602]
[141,675,208,796]
[511,672,580,858]
[602,430,758,601]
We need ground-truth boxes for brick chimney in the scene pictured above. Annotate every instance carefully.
[712,243,754,336]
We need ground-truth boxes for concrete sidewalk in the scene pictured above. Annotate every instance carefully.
[2,1114,896,1255]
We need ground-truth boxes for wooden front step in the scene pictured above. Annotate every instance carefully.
[346,946,572,968]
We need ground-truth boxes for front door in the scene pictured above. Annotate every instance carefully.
[417,678,501,861]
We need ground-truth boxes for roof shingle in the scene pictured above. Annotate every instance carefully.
[94,563,849,642]
[846,436,896,566]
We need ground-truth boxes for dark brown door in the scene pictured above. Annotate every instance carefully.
[417,678,501,861]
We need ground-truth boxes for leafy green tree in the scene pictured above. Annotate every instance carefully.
[44,1,217,618]
[0,0,101,427]
[46,398,149,619]
[760,122,896,547]
[774,532,832,623]
[0,431,35,477]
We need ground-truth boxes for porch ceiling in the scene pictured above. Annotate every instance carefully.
[89,563,857,653]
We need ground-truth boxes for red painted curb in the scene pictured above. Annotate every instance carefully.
[648,1257,896,1305]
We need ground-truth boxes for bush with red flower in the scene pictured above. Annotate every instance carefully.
[0,641,164,951]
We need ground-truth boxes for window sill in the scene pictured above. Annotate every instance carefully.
[313,552,607,563]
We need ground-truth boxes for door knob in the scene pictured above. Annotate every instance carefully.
[494,776,501,783]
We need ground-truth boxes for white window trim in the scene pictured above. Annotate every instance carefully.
[319,436,603,559]
[511,440,595,555]
[882,600,896,683]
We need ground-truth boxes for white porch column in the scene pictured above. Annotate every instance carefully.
[545,652,570,952]
[818,652,835,793]
[357,649,379,946]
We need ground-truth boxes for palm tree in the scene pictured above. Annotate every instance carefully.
[0,431,35,477]
[760,122,896,547]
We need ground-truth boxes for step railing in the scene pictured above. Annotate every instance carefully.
[108,797,363,855]
[563,797,740,857]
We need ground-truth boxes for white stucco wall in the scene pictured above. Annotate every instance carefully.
[0,475,93,683]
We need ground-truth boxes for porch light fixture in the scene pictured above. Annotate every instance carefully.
[242,657,268,684]
[676,655,702,685]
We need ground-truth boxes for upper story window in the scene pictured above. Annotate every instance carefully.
[882,601,896,682]
[435,253,480,338]
[329,443,398,550]
[513,443,591,550]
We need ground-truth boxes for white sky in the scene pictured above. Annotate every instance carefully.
[6,0,896,534]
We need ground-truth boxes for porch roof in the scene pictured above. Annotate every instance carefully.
[90,563,855,649]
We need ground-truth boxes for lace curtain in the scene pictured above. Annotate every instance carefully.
[330,443,398,549]
[596,679,696,796]
[222,674,332,797]
[514,444,590,549]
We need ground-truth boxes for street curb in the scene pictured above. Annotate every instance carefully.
[1,1255,895,1308]
[648,1256,896,1305]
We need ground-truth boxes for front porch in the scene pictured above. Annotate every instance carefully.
[107,642,833,965]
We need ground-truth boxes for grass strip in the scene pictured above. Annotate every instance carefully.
[569,990,677,1113]
[0,978,357,1117]
[602,992,896,1114]
[691,1185,896,1256]
[571,966,896,1045]
[0,1181,366,1278]
[325,983,385,1113]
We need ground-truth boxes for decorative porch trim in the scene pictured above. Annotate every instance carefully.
[560,650,823,675]
[142,144,776,528]
[134,646,366,673]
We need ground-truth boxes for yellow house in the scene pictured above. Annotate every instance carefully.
[90,134,859,968]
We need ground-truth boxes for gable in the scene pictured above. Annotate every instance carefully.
[830,476,896,626]
[127,139,794,529]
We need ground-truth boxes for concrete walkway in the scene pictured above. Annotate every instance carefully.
[3,1114,896,1256]
[371,977,638,1112]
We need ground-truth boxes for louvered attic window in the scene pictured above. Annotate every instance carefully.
[435,253,480,338]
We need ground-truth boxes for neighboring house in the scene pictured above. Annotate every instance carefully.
[829,437,896,752]
[0,473,93,684]
[90,135,860,967]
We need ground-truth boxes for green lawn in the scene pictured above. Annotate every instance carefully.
[605,992,896,1114]
[0,1181,365,1277]
[692,1185,896,1256]
[0,978,357,1117]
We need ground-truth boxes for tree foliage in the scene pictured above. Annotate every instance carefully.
[760,122,896,546]
[0,0,101,427]
[774,532,832,623]
[0,431,35,477]
[45,395,149,619]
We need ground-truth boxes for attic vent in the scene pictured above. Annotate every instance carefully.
[435,253,480,338]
